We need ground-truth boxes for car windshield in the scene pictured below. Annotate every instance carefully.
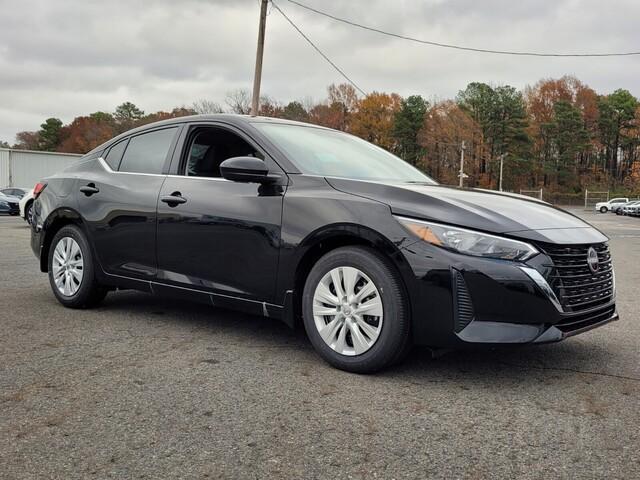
[253,123,437,184]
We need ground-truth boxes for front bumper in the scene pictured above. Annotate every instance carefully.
[456,305,618,344]
[399,240,617,348]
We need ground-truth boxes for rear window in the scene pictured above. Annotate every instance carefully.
[119,128,178,174]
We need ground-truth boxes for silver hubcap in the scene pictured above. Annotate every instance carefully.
[312,266,383,356]
[52,237,84,296]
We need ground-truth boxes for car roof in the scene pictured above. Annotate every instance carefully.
[87,114,331,156]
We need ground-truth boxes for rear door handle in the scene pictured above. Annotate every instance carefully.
[160,192,187,206]
[80,184,99,196]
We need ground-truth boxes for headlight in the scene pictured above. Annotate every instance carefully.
[396,216,538,261]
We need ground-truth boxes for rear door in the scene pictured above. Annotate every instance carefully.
[76,126,180,279]
[155,123,286,303]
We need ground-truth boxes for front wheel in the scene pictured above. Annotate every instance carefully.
[302,246,410,373]
[48,225,108,308]
[600,206,608,213]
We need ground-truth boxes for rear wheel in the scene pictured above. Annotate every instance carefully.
[302,246,410,373]
[48,225,107,308]
[25,202,33,224]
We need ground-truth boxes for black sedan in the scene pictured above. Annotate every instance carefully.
[30,115,617,372]
[0,192,20,216]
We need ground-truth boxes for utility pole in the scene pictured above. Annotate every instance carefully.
[499,153,505,192]
[458,140,466,188]
[251,0,269,116]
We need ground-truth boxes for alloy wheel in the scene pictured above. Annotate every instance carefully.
[52,237,84,296]
[312,266,383,356]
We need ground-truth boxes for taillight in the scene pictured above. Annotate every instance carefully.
[33,182,47,199]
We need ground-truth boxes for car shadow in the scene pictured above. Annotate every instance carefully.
[97,290,619,382]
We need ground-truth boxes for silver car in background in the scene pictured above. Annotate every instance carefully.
[621,201,640,216]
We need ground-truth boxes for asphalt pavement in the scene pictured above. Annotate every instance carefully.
[1,208,639,479]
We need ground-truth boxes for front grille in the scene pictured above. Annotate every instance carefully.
[539,243,614,313]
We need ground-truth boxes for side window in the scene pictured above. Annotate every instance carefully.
[119,127,178,174]
[183,127,263,178]
[104,139,128,170]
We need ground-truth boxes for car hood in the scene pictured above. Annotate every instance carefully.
[0,194,20,203]
[326,178,608,244]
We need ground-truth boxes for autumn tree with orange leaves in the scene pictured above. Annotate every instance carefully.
[350,92,402,151]
[420,101,485,186]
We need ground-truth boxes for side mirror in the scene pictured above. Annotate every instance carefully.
[219,156,278,184]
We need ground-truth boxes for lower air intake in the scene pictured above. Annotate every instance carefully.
[453,269,475,332]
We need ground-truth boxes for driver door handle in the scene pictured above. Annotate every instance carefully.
[160,192,187,206]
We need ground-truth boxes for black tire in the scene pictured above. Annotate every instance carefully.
[600,206,608,213]
[47,225,108,308]
[25,202,33,224]
[302,246,410,373]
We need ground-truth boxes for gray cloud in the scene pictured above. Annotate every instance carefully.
[1,0,638,142]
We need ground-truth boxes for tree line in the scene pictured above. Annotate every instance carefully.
[5,76,639,194]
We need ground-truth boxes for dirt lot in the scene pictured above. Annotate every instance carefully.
[1,209,639,479]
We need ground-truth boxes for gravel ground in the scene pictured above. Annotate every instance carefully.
[1,209,639,479]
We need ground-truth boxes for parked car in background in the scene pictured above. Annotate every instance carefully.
[0,187,30,199]
[595,197,629,213]
[30,115,618,373]
[612,200,635,214]
[19,187,36,224]
[0,192,20,215]
[626,203,640,217]
[618,201,640,215]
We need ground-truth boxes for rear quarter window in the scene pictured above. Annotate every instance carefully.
[104,139,128,170]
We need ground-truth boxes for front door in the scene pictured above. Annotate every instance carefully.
[156,125,285,303]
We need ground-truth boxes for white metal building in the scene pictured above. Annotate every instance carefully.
[0,148,83,188]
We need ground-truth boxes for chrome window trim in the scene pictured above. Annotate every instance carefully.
[98,156,166,177]
[166,174,230,182]
[98,156,230,182]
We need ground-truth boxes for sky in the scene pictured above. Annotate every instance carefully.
[0,0,638,143]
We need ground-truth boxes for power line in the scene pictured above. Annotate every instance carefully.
[286,0,640,58]
[270,0,367,96]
